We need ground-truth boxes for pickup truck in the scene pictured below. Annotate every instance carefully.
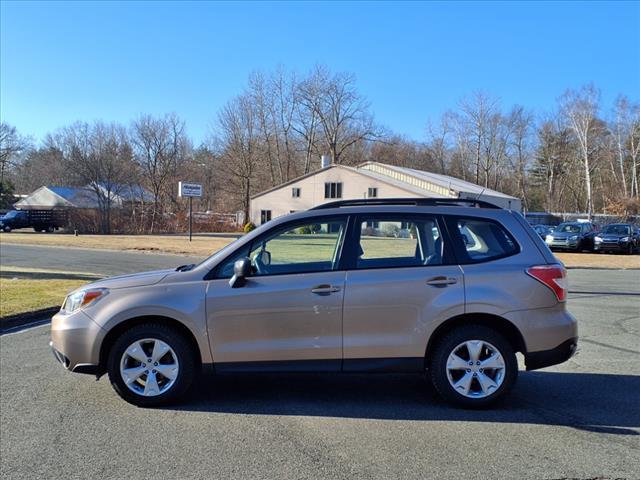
[0,209,67,232]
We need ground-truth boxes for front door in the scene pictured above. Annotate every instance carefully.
[342,214,465,371]
[205,217,348,371]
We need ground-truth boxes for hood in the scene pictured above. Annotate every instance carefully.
[83,269,174,290]
[600,234,628,240]
[551,232,578,239]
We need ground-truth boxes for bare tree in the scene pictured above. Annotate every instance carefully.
[297,66,382,165]
[559,85,601,218]
[55,122,134,233]
[131,114,189,232]
[508,106,534,211]
[0,123,30,183]
[214,94,260,224]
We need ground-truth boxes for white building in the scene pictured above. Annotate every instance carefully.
[250,160,521,224]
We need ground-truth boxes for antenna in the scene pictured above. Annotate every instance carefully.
[475,188,486,201]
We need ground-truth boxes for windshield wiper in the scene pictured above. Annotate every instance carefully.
[176,264,196,272]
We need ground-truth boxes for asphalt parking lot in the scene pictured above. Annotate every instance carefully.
[0,253,639,479]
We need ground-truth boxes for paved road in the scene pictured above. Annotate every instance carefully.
[0,243,203,276]
[1,246,639,479]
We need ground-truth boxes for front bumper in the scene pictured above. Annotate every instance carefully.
[525,337,578,371]
[594,242,630,252]
[50,310,106,374]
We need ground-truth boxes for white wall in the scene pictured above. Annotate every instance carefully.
[250,166,420,224]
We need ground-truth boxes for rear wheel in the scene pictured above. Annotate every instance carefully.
[2,226,10,232]
[429,325,517,408]
[107,323,196,407]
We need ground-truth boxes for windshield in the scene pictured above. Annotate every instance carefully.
[603,225,630,235]
[556,223,581,234]
[3,210,21,218]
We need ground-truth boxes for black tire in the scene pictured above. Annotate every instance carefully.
[429,324,518,408]
[107,323,196,407]
[45,225,55,233]
[2,226,10,232]
[626,244,634,255]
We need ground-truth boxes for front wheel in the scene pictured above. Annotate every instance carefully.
[107,323,196,407]
[429,325,518,408]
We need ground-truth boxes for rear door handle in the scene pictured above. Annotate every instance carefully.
[311,284,341,294]
[426,276,458,287]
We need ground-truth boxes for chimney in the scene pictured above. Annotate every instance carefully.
[321,155,331,169]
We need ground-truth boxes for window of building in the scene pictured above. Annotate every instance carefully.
[324,182,343,199]
[260,210,272,224]
[292,187,301,198]
[357,217,443,269]
[367,187,378,198]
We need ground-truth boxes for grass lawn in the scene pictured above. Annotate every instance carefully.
[0,266,101,318]
[1,231,639,269]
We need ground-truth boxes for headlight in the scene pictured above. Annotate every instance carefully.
[594,236,602,243]
[621,237,630,242]
[62,288,108,313]
[569,235,578,241]
[545,235,553,243]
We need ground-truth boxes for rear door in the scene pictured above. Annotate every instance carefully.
[341,213,464,371]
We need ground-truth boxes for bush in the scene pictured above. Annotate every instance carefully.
[243,222,256,234]
[297,226,312,234]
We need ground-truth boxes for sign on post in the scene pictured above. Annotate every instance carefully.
[178,182,203,198]
[178,182,202,242]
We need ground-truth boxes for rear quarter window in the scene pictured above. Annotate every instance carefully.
[450,216,519,264]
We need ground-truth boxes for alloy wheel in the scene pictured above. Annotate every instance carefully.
[119,338,180,397]
[445,340,506,399]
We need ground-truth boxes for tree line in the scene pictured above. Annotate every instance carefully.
[1,65,639,233]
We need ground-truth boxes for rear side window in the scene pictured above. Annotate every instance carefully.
[355,216,444,269]
[453,217,519,263]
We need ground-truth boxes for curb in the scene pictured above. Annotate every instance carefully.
[0,307,59,333]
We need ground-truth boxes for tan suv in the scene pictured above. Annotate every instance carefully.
[50,198,578,408]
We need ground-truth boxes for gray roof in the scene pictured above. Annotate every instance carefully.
[358,162,517,199]
[14,184,153,210]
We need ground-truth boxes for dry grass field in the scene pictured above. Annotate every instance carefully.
[2,232,640,269]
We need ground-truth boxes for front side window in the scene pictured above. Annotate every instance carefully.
[213,218,347,278]
[356,217,443,269]
[324,182,343,199]
[248,219,347,276]
[454,217,518,263]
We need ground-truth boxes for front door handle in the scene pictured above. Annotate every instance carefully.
[426,276,458,287]
[311,284,341,294]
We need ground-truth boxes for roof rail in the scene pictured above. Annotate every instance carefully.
[310,197,501,210]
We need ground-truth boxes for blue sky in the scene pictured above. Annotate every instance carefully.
[1,1,639,145]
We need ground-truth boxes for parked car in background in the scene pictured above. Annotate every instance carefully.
[50,198,578,409]
[544,222,598,252]
[0,209,67,232]
[532,224,553,239]
[594,224,639,254]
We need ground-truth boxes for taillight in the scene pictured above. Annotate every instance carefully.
[526,264,567,302]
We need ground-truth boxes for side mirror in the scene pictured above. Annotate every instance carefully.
[229,257,252,288]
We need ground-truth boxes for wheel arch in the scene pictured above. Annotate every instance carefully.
[98,315,203,375]
[424,313,526,367]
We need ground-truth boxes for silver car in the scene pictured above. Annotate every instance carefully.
[50,198,578,408]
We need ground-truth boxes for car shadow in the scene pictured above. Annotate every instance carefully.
[168,371,640,435]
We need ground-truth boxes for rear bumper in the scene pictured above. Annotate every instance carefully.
[525,337,578,371]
